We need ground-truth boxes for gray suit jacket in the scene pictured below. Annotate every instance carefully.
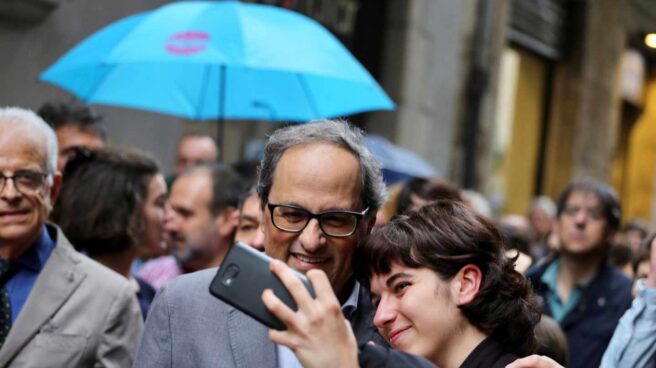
[0,225,144,367]
[134,267,385,368]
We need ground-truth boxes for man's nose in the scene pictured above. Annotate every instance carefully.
[164,207,180,232]
[298,218,325,252]
[373,297,396,330]
[574,209,588,225]
[0,178,22,200]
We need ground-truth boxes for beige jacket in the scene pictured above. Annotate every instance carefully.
[0,225,143,367]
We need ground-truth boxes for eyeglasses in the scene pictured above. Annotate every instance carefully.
[562,205,604,221]
[267,203,369,238]
[0,170,49,195]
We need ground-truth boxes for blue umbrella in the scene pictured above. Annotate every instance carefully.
[364,135,439,184]
[39,1,394,123]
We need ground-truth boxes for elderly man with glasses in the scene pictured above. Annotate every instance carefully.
[135,120,418,368]
[0,107,143,367]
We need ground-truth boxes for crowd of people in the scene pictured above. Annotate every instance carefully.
[0,100,654,367]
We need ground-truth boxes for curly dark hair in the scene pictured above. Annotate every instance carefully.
[51,147,159,255]
[355,200,541,357]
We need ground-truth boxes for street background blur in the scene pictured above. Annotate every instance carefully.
[2,0,656,223]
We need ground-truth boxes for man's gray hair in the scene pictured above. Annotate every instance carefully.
[0,107,58,176]
[257,119,387,213]
[529,195,556,218]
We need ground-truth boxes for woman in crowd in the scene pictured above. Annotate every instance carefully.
[51,147,167,319]
[264,200,541,368]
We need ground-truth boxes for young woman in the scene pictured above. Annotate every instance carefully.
[51,147,167,318]
[264,200,541,368]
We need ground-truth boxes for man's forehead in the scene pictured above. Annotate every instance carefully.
[276,142,359,172]
[271,143,362,204]
[0,123,48,166]
[172,169,212,200]
[179,136,215,153]
[242,195,261,214]
[566,190,603,206]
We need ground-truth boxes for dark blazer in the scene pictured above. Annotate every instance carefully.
[358,343,436,368]
[526,257,632,368]
[459,337,517,368]
[357,337,515,368]
[134,267,388,368]
[0,225,143,367]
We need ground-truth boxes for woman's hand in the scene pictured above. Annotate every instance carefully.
[262,260,359,368]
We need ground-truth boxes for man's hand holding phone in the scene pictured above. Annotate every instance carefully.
[262,260,359,368]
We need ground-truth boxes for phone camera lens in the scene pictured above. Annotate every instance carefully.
[222,264,240,286]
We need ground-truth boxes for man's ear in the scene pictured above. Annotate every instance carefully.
[216,207,240,238]
[451,264,482,306]
[49,171,63,203]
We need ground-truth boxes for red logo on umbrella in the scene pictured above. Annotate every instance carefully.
[166,31,210,55]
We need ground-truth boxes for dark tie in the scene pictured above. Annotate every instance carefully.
[0,259,11,347]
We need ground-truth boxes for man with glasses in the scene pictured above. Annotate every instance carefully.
[526,179,632,368]
[135,120,394,367]
[0,107,142,367]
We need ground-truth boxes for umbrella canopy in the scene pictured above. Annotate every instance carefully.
[40,1,394,122]
[364,135,439,184]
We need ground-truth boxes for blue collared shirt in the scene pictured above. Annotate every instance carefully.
[277,281,361,368]
[541,259,590,322]
[5,225,55,323]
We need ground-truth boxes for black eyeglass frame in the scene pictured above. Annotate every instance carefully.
[0,170,49,195]
[267,202,370,238]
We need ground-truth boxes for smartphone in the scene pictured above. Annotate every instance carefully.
[209,241,315,330]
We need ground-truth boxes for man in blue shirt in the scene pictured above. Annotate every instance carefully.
[526,179,632,368]
[0,107,143,367]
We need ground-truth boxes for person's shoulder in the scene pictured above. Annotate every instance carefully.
[74,251,133,292]
[160,268,219,300]
[602,265,633,299]
[147,267,229,331]
[606,265,632,286]
[170,267,217,286]
[50,228,131,293]
[525,256,554,281]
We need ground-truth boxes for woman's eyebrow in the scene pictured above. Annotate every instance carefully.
[385,272,412,288]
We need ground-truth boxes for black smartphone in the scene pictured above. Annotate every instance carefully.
[209,241,315,330]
